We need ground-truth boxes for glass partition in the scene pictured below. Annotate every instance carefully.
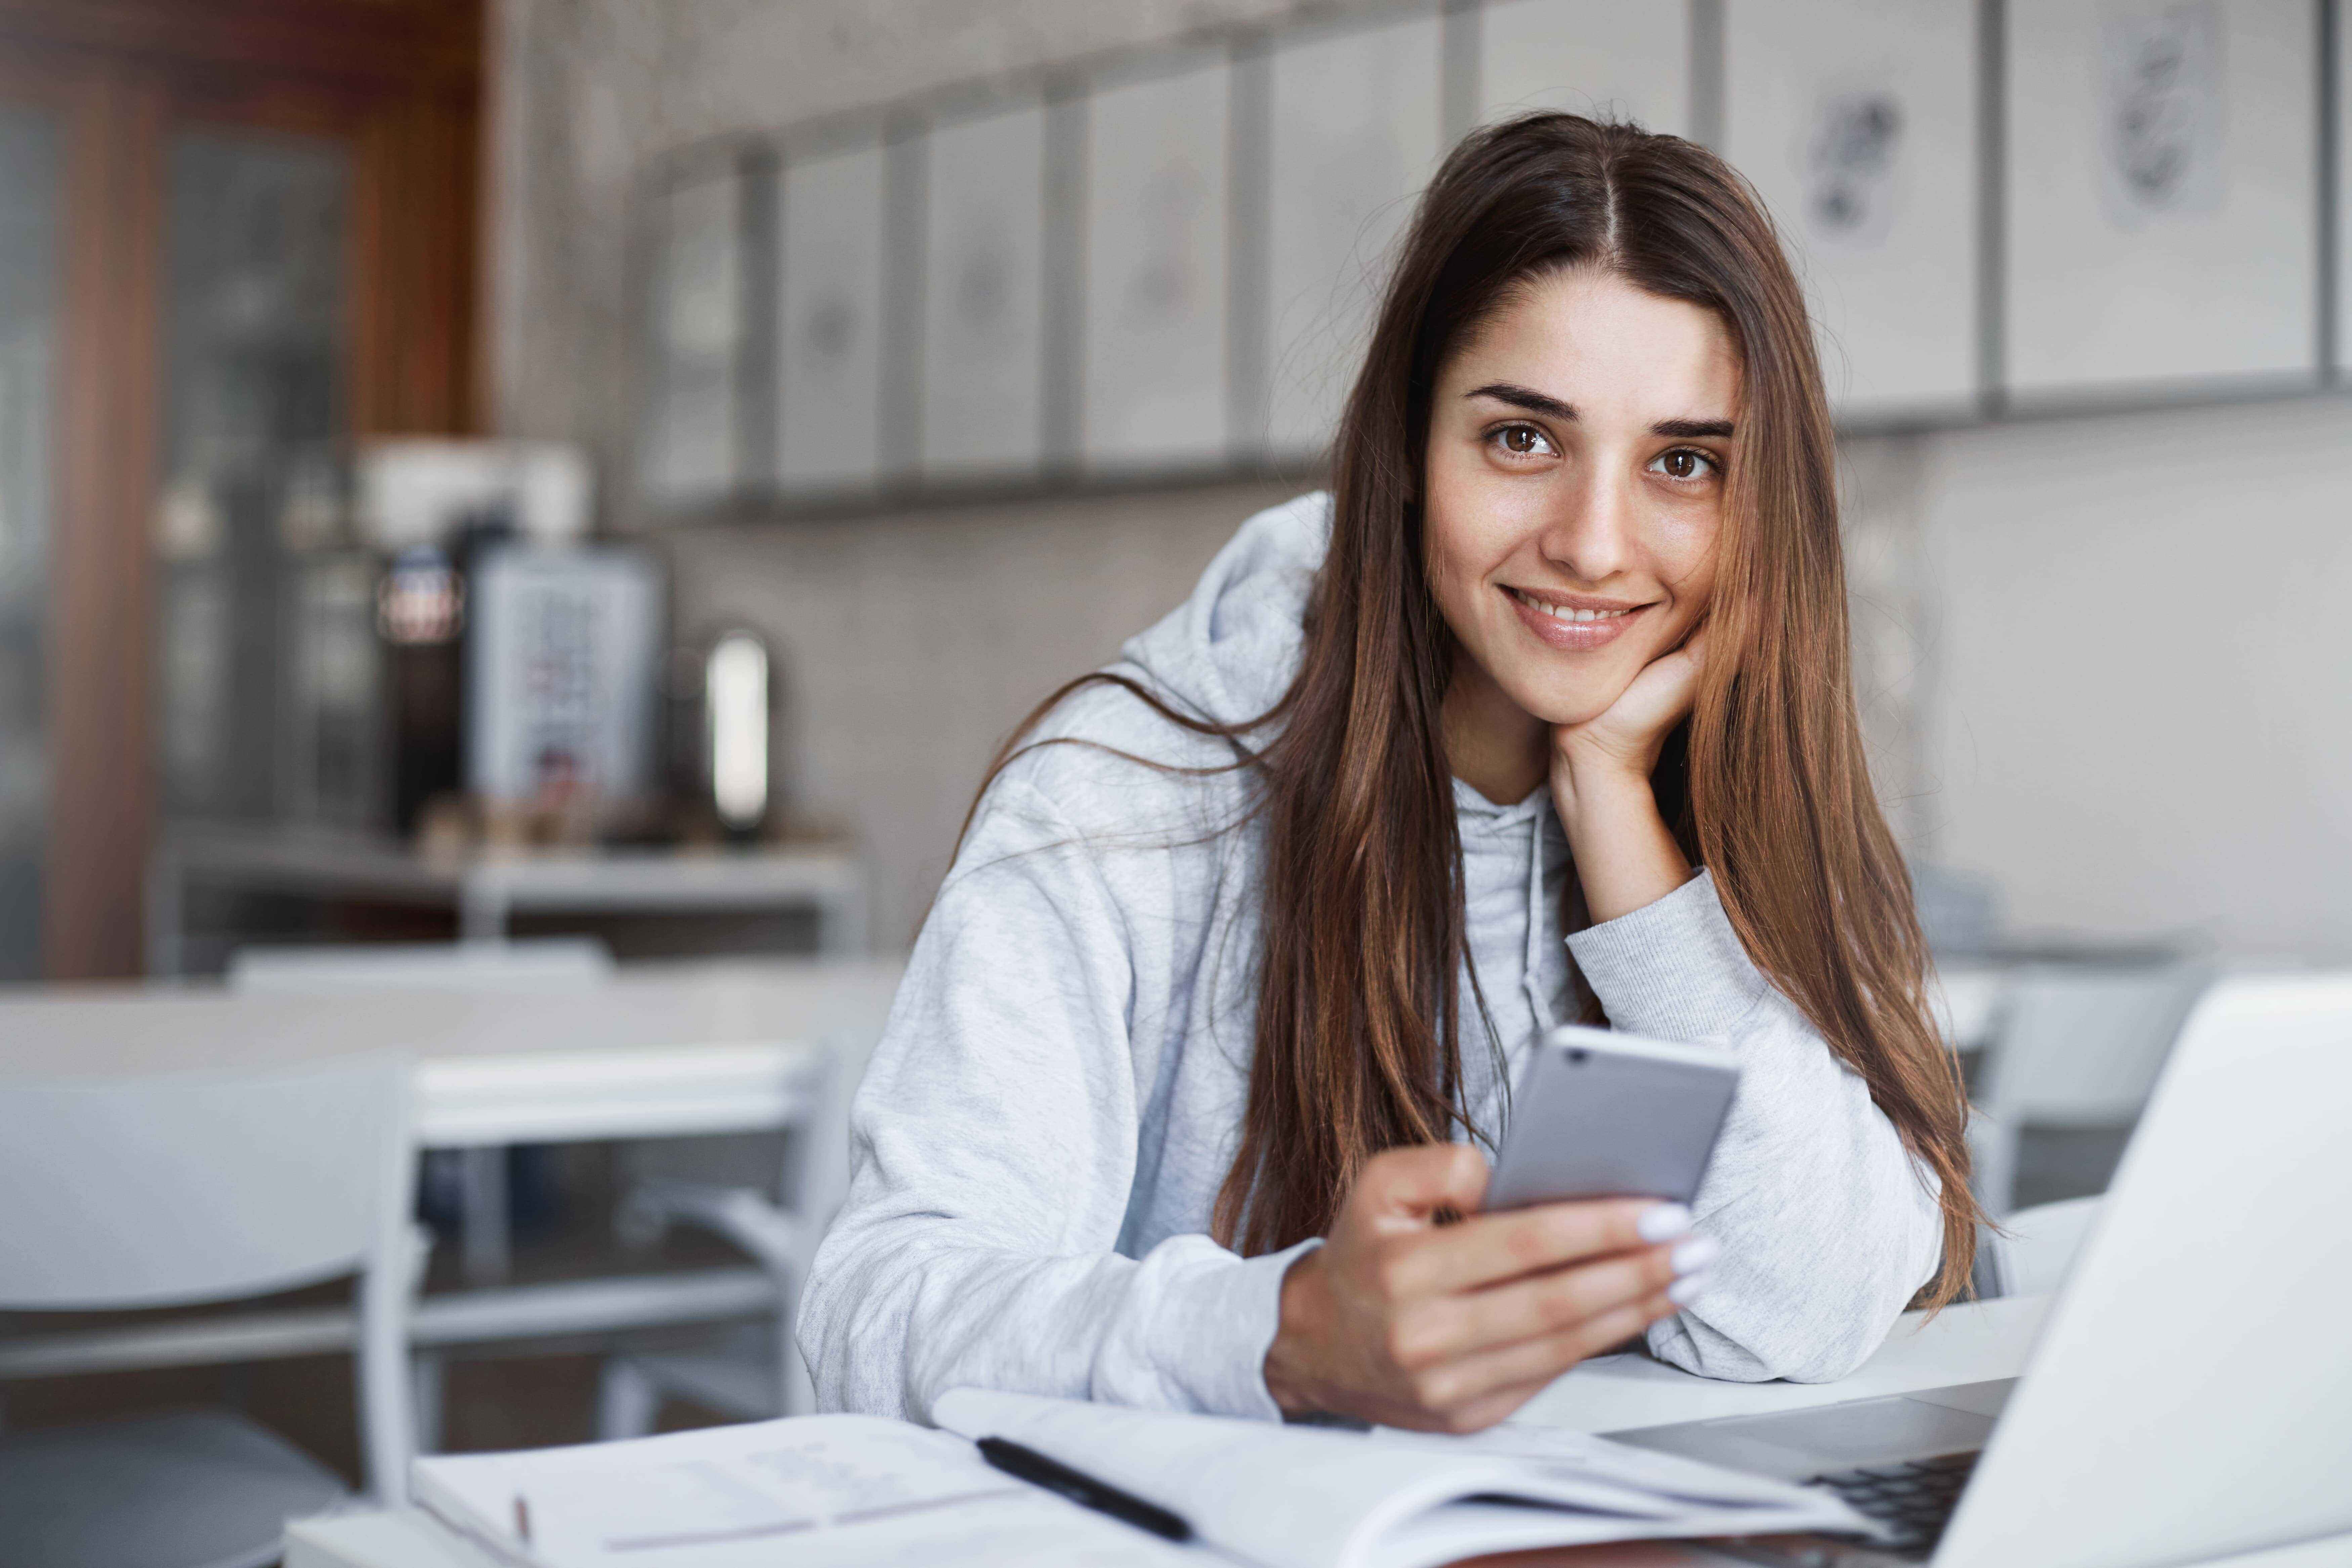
[157,127,363,825]
[0,108,59,979]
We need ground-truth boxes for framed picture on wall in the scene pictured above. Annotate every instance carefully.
[1723,0,1978,419]
[2335,0,2352,375]
[919,96,1049,479]
[1081,49,1233,473]
[1476,0,1691,137]
[776,136,887,496]
[1263,8,1444,459]
[641,159,748,506]
[2005,0,2319,401]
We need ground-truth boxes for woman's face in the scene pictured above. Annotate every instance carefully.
[1422,267,1738,728]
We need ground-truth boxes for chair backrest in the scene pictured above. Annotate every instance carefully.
[1977,961,2211,1125]
[1981,1194,2102,1299]
[0,1056,417,1502]
[0,1056,410,1308]
[227,937,614,994]
[1910,862,2003,958]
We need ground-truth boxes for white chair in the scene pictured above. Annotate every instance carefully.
[228,937,614,1287]
[594,1043,845,1438]
[1968,961,2211,1214]
[227,938,843,1448]
[1979,1194,2103,1299]
[0,1056,417,1568]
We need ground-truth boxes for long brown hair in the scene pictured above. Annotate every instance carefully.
[972,114,1977,1306]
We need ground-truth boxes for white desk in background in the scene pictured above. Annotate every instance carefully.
[146,824,872,979]
[0,958,904,1385]
[279,1294,2351,1568]
[1931,963,2004,1056]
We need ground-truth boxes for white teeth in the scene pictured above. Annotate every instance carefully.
[1513,589,1633,623]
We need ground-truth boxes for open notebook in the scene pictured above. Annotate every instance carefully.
[412,1388,1869,1568]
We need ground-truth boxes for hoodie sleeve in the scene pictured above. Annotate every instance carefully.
[1565,870,1946,1383]
[796,775,1313,1425]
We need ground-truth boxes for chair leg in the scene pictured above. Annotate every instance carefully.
[412,1352,446,1455]
[458,1146,512,1284]
[597,1358,663,1441]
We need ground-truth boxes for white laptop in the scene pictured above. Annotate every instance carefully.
[1610,973,2352,1568]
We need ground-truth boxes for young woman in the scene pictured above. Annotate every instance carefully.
[798,114,1977,1434]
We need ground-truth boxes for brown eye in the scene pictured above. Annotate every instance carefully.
[1649,447,1718,482]
[1492,424,1556,459]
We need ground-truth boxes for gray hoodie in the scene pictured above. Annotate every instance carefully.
[799,492,1943,1424]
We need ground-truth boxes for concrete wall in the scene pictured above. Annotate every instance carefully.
[1920,394,2352,961]
[487,1,2352,962]
[661,481,1295,946]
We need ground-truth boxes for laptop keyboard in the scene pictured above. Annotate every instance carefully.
[1810,1451,1979,1560]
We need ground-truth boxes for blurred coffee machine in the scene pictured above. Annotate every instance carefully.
[359,440,661,841]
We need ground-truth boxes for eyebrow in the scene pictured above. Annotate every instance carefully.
[1464,383,1734,440]
[1652,417,1735,439]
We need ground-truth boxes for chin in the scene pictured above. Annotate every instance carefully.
[1503,673,1630,729]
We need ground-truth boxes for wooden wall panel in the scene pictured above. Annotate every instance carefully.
[0,1,479,91]
[45,69,163,980]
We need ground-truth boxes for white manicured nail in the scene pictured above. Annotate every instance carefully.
[1668,1272,1712,1305]
[1671,1236,1720,1275]
[1637,1203,1692,1243]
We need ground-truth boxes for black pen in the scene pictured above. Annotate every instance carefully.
[976,1435,1194,1544]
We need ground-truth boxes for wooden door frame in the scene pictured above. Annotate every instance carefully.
[0,6,481,979]
[0,46,166,986]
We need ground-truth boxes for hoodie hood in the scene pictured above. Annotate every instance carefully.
[1120,491,1332,726]
[1115,489,1570,1125]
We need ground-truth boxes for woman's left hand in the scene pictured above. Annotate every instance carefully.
[1553,629,1708,786]
[1547,630,1708,924]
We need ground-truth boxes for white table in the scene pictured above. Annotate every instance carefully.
[279,1295,2348,1568]
[1517,1294,2052,1434]
[146,825,872,978]
[0,958,905,1382]
[285,1510,2352,1568]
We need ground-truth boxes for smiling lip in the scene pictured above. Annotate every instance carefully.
[1505,586,1650,651]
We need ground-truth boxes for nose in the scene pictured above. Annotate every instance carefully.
[1538,459,1636,587]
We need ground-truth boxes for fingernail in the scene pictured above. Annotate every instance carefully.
[1637,1203,1692,1243]
[1670,1236,1720,1275]
[1668,1272,1712,1306]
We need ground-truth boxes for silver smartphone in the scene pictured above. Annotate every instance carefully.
[1483,1025,1742,1210]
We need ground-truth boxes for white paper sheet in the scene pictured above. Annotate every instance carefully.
[414,1416,1192,1568]
[1723,0,1979,419]
[1082,53,1233,471]
[642,171,743,504]
[776,140,887,493]
[936,1387,1865,1568]
[1263,11,1443,458]
[2005,0,2318,396]
[920,100,1049,477]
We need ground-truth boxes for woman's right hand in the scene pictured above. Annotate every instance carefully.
[1261,1145,1714,1433]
